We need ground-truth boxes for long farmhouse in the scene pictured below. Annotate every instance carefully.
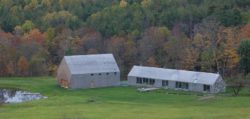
[128,66,225,93]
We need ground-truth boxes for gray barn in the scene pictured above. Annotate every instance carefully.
[128,66,225,93]
[57,54,120,89]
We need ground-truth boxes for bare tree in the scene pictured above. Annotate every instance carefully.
[228,74,250,96]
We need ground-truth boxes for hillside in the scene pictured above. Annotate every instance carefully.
[1,0,250,78]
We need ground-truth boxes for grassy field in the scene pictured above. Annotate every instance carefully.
[0,77,250,119]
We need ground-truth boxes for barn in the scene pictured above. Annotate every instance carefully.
[57,54,120,89]
[128,66,225,93]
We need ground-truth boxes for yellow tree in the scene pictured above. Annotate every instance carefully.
[141,0,152,7]
[120,0,127,8]
[217,27,240,77]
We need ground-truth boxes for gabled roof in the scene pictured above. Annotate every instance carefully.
[64,54,120,75]
[128,66,221,85]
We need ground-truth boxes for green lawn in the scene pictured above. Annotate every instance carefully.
[0,77,250,119]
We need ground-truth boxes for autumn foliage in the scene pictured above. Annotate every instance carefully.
[1,0,250,78]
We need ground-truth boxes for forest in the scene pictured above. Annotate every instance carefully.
[1,0,250,80]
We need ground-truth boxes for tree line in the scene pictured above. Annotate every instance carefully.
[1,0,250,80]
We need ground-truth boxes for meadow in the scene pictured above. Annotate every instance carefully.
[0,77,250,119]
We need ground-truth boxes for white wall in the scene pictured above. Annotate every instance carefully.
[127,76,225,93]
[70,72,120,89]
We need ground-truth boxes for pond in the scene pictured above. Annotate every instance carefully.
[0,88,47,103]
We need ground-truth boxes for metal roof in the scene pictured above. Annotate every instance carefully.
[128,66,221,85]
[64,54,120,75]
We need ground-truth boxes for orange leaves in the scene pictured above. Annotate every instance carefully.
[24,29,44,44]
[239,23,250,40]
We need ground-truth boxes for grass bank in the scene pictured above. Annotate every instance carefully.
[0,77,250,119]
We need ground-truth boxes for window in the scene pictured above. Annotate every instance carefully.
[114,72,117,75]
[99,73,102,76]
[137,77,155,85]
[203,85,210,92]
[162,80,168,86]
[143,78,148,84]
[106,73,109,75]
[149,79,155,85]
[175,82,189,89]
[90,74,94,76]
[136,77,142,84]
